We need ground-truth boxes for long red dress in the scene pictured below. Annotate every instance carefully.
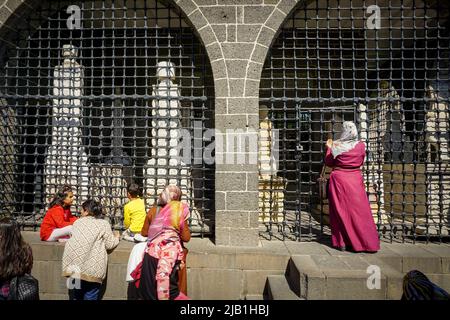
[324,141,380,252]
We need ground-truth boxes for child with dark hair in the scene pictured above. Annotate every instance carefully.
[0,217,39,300]
[62,199,120,300]
[122,183,146,242]
[40,185,78,242]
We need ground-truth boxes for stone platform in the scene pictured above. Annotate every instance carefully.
[22,232,450,300]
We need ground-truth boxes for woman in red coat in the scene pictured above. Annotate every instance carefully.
[40,185,78,242]
[324,121,380,252]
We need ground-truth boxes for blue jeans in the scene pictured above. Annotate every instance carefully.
[68,280,101,300]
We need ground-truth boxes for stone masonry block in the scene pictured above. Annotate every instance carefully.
[245,79,260,97]
[244,269,284,295]
[324,269,387,300]
[265,8,286,31]
[289,255,326,299]
[216,210,251,228]
[188,9,208,29]
[216,163,259,172]
[244,5,274,24]
[277,0,299,15]
[247,172,259,191]
[177,0,197,16]
[211,24,227,42]
[198,25,218,46]
[388,244,443,274]
[227,24,236,42]
[229,78,245,97]
[251,44,269,64]
[229,227,260,246]
[215,78,229,97]
[188,268,243,300]
[247,61,263,80]
[216,171,247,191]
[215,114,248,131]
[195,0,217,5]
[215,226,231,245]
[215,98,227,115]
[228,97,259,114]
[215,191,226,210]
[201,6,236,24]
[103,264,128,298]
[225,59,248,78]
[222,43,254,60]
[187,251,237,269]
[236,252,289,270]
[220,0,263,4]
[211,58,227,79]
[237,25,261,42]
[256,26,276,47]
[227,191,259,210]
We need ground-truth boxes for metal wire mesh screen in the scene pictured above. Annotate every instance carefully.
[259,0,450,242]
[0,0,215,235]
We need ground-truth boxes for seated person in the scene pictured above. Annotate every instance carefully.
[122,183,146,242]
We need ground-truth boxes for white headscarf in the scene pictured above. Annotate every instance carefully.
[330,121,360,157]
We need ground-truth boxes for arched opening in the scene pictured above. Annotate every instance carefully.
[0,0,215,236]
[258,0,450,242]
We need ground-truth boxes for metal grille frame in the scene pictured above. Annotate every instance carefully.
[259,0,450,243]
[0,0,215,236]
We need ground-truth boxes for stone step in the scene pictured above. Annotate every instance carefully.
[265,275,303,300]
[287,255,396,300]
[244,294,264,300]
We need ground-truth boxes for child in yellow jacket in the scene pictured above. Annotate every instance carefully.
[122,183,146,242]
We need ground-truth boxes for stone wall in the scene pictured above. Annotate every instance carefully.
[23,232,289,300]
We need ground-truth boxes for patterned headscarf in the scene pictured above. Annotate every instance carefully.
[402,270,450,300]
[330,121,360,157]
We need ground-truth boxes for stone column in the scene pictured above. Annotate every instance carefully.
[145,61,201,227]
[45,44,89,206]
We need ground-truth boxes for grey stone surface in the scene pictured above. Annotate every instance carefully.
[229,78,245,97]
[229,227,260,246]
[228,97,258,114]
[251,43,269,63]
[214,78,229,96]
[216,191,226,210]
[244,6,274,24]
[195,0,217,5]
[188,9,208,29]
[289,255,326,299]
[265,8,286,31]
[215,210,251,228]
[277,0,299,15]
[227,191,258,210]
[226,24,236,42]
[244,269,284,295]
[237,25,261,42]
[216,171,247,191]
[198,25,218,46]
[201,6,236,24]
[211,24,227,42]
[225,59,249,78]
[323,269,387,300]
[214,226,231,245]
[256,26,276,47]
[188,268,244,299]
[266,275,301,300]
[177,0,197,16]
[222,43,254,60]
[388,243,443,273]
[247,61,263,80]
[245,79,260,97]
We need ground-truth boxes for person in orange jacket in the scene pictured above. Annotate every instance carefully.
[40,185,78,242]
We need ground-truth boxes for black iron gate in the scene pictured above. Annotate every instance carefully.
[259,0,450,243]
[0,0,215,235]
